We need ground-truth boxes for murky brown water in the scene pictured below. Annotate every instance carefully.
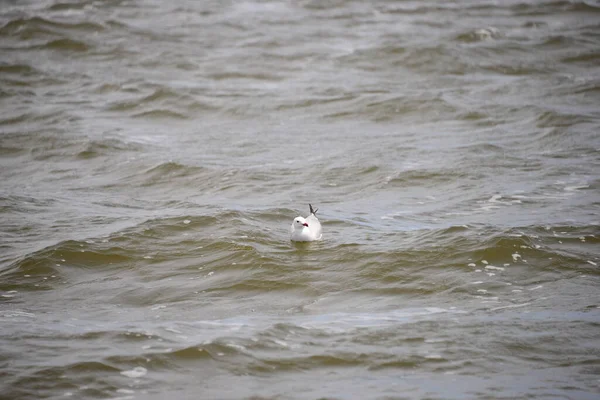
[1,1,599,399]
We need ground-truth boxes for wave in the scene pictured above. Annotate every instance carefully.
[0,16,105,37]
[2,205,597,301]
[131,109,188,119]
[76,138,146,159]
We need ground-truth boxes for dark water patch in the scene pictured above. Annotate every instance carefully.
[93,83,122,94]
[0,194,59,214]
[385,168,469,188]
[106,87,197,112]
[105,99,141,112]
[39,38,90,52]
[0,73,65,90]
[536,109,591,128]
[48,1,94,12]
[522,20,548,28]
[479,61,555,76]
[140,87,187,103]
[0,239,134,291]
[335,44,406,66]
[275,93,358,112]
[456,110,491,123]
[103,214,222,251]
[136,161,209,186]
[540,34,582,48]
[206,71,284,82]
[131,109,188,119]
[562,50,600,65]
[186,99,222,113]
[76,138,145,159]
[0,16,105,36]
[203,277,313,295]
[455,142,506,154]
[0,85,37,98]
[0,112,37,126]
[112,284,200,306]
[0,144,25,156]
[378,3,470,15]
[347,94,458,122]
[168,345,214,361]
[510,0,600,16]
[368,355,445,371]
[104,348,205,371]
[0,62,38,75]
[262,352,367,370]
[7,361,121,400]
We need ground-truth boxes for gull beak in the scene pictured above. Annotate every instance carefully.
[303,223,309,227]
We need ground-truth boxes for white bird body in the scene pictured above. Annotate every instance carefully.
[290,204,322,242]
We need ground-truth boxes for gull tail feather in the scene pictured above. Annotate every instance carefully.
[309,203,318,215]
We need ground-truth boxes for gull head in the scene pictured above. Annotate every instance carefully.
[294,217,309,228]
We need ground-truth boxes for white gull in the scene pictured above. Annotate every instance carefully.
[290,204,322,242]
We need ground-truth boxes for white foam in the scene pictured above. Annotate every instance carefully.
[468,263,476,267]
[490,302,531,311]
[564,185,589,192]
[120,367,147,378]
[587,261,597,266]
[424,338,448,343]
[512,253,521,262]
[481,260,489,265]
[0,310,35,318]
[473,27,499,40]
[485,265,504,271]
[225,343,247,352]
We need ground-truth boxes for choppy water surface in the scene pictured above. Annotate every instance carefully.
[1,0,600,399]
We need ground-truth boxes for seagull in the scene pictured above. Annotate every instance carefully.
[290,204,322,242]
